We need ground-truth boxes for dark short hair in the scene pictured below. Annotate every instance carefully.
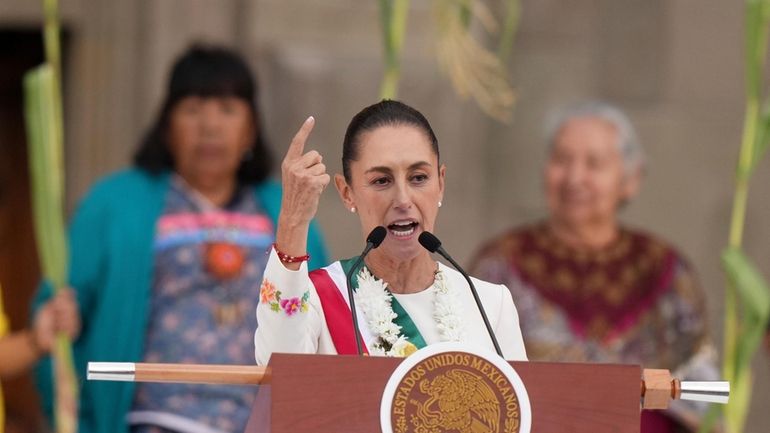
[342,100,439,182]
[133,44,272,184]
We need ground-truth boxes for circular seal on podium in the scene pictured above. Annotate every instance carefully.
[380,342,532,433]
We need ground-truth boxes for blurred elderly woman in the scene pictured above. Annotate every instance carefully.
[469,101,718,433]
[33,45,327,433]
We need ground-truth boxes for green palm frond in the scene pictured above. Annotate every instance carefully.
[700,1,770,432]
[378,0,520,121]
[24,1,78,432]
[24,66,67,287]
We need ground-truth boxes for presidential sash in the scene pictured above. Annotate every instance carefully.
[309,258,428,355]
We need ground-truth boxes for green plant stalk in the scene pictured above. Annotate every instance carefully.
[43,0,64,177]
[718,1,769,428]
[724,97,756,370]
[25,65,77,433]
[719,81,755,433]
[379,0,410,99]
[29,1,78,433]
[380,67,401,100]
[40,0,66,285]
[497,0,521,63]
[25,66,73,433]
[726,367,753,433]
[748,0,770,168]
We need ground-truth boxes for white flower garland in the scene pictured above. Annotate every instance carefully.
[354,266,466,357]
[432,270,467,343]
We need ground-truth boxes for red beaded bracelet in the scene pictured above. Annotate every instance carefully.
[272,243,310,263]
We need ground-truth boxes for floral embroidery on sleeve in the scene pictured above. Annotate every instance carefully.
[260,280,277,304]
[259,279,309,316]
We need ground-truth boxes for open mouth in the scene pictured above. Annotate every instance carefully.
[387,220,419,238]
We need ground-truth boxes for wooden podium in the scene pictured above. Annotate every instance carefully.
[89,353,726,433]
[245,353,641,433]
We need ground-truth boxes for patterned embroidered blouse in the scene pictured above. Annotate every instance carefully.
[469,223,719,432]
[130,178,274,433]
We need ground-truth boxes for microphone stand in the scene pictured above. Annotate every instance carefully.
[345,253,369,356]
[345,226,387,356]
[419,232,503,357]
[438,251,504,357]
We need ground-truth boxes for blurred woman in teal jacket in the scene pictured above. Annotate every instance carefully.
[34,45,327,433]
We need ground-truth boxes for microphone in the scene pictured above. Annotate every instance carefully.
[418,231,503,357]
[345,226,387,355]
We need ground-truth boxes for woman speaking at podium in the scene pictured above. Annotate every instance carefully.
[254,100,527,364]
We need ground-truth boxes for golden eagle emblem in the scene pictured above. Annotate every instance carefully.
[412,369,500,433]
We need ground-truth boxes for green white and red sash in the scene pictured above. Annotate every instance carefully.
[308,257,427,355]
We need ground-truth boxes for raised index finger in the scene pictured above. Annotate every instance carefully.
[285,116,315,160]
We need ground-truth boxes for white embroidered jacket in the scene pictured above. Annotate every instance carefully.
[254,248,528,365]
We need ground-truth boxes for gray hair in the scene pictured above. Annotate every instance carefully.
[543,100,645,175]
